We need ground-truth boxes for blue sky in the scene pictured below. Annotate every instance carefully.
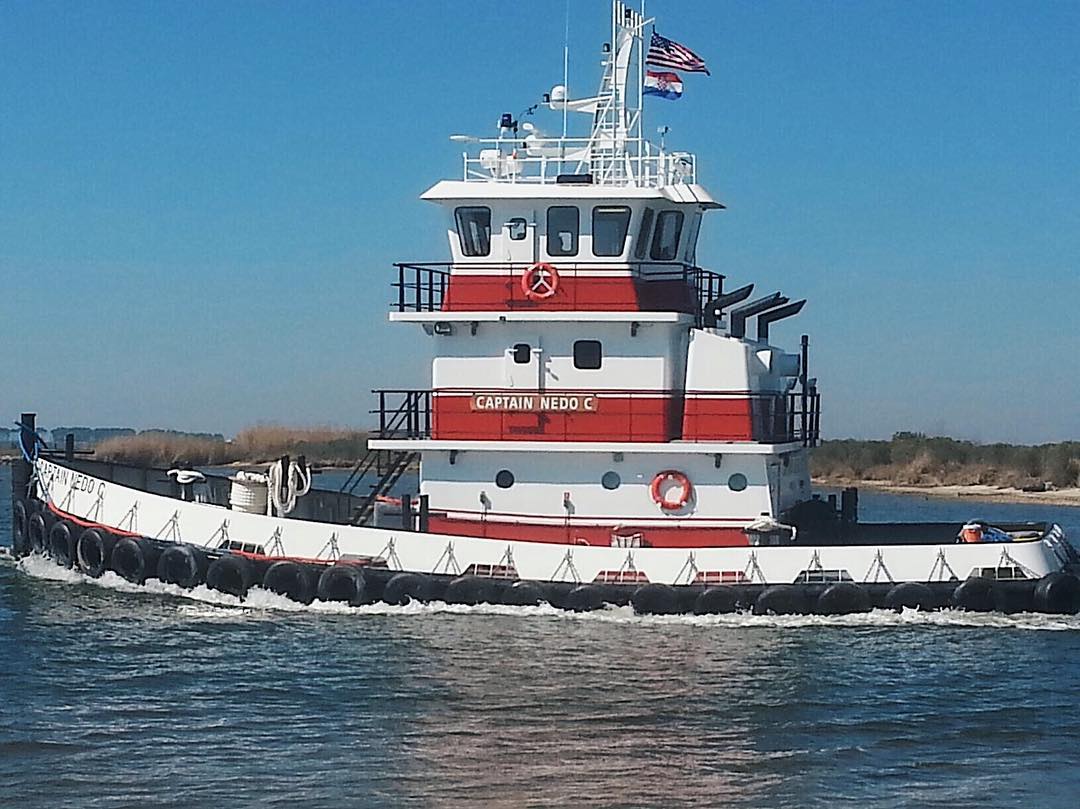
[1,0,1077,442]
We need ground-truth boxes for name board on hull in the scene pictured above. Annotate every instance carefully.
[470,393,599,413]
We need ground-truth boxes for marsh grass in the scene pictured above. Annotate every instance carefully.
[94,425,369,467]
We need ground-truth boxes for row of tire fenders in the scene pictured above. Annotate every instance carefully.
[12,498,1080,615]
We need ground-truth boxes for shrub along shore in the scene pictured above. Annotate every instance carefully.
[813,433,1080,506]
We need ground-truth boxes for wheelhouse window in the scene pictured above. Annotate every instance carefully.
[512,343,531,364]
[634,207,655,260]
[592,206,631,257]
[455,206,491,257]
[507,218,527,240]
[546,206,579,256]
[573,339,602,370]
[683,212,702,263]
[650,210,684,261]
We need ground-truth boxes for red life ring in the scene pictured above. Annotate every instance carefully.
[521,262,559,300]
[650,470,693,511]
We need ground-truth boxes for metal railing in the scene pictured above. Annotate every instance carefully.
[373,389,432,440]
[762,392,821,447]
[371,388,821,446]
[391,262,724,325]
[458,136,697,188]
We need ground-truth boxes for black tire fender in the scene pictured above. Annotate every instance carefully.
[382,572,433,606]
[444,575,499,606]
[951,577,996,612]
[1033,572,1080,615]
[693,586,741,615]
[631,583,681,615]
[48,521,75,568]
[316,564,367,606]
[111,537,158,585]
[884,582,937,612]
[563,584,606,612]
[12,500,30,557]
[754,585,808,616]
[501,580,547,607]
[27,512,48,555]
[816,582,871,615]
[156,544,206,588]
[75,528,114,578]
[206,554,255,599]
[263,561,316,605]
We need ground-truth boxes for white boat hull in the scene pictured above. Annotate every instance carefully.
[33,459,1074,589]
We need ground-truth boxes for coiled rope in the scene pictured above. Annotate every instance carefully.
[13,421,43,464]
[268,460,311,516]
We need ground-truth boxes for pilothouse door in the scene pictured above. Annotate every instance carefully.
[505,338,542,390]
[502,216,536,267]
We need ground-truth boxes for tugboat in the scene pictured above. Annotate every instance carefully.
[10,2,1080,615]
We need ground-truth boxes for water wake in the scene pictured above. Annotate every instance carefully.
[14,553,1080,630]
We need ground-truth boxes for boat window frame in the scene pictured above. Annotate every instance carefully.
[573,339,603,370]
[455,206,492,257]
[507,217,527,241]
[512,343,531,364]
[634,207,655,260]
[591,205,631,257]
[650,210,684,261]
[546,205,579,257]
[683,211,702,263]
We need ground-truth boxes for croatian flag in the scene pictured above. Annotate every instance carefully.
[643,70,683,100]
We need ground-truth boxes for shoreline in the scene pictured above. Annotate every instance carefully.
[815,479,1080,508]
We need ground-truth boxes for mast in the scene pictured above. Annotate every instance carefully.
[582,1,646,183]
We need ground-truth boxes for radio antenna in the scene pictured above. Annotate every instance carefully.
[562,0,570,139]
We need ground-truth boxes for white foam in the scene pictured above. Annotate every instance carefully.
[13,553,1080,631]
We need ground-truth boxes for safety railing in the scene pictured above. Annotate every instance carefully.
[764,392,821,447]
[391,262,724,325]
[371,388,821,445]
[458,136,696,188]
[372,389,432,440]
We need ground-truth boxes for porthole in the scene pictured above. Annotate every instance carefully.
[495,470,515,489]
[601,471,621,490]
[512,343,531,364]
[728,473,748,492]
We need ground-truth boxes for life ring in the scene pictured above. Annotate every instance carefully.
[650,470,692,511]
[521,262,559,300]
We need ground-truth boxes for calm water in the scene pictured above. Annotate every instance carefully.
[3,463,1080,808]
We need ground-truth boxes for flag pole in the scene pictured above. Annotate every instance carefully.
[639,0,645,185]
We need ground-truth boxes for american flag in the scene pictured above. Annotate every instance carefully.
[646,31,710,76]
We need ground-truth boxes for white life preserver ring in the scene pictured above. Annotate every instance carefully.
[650,470,692,511]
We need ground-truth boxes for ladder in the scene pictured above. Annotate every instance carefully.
[340,449,418,526]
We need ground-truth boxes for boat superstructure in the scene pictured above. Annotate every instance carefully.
[372,2,817,550]
[9,2,1080,616]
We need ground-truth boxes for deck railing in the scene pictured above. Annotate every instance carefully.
[457,136,696,188]
[391,262,724,325]
[372,388,821,446]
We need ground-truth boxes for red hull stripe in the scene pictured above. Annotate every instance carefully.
[681,396,754,441]
[45,501,357,567]
[427,515,750,548]
[432,394,684,441]
[443,275,696,312]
